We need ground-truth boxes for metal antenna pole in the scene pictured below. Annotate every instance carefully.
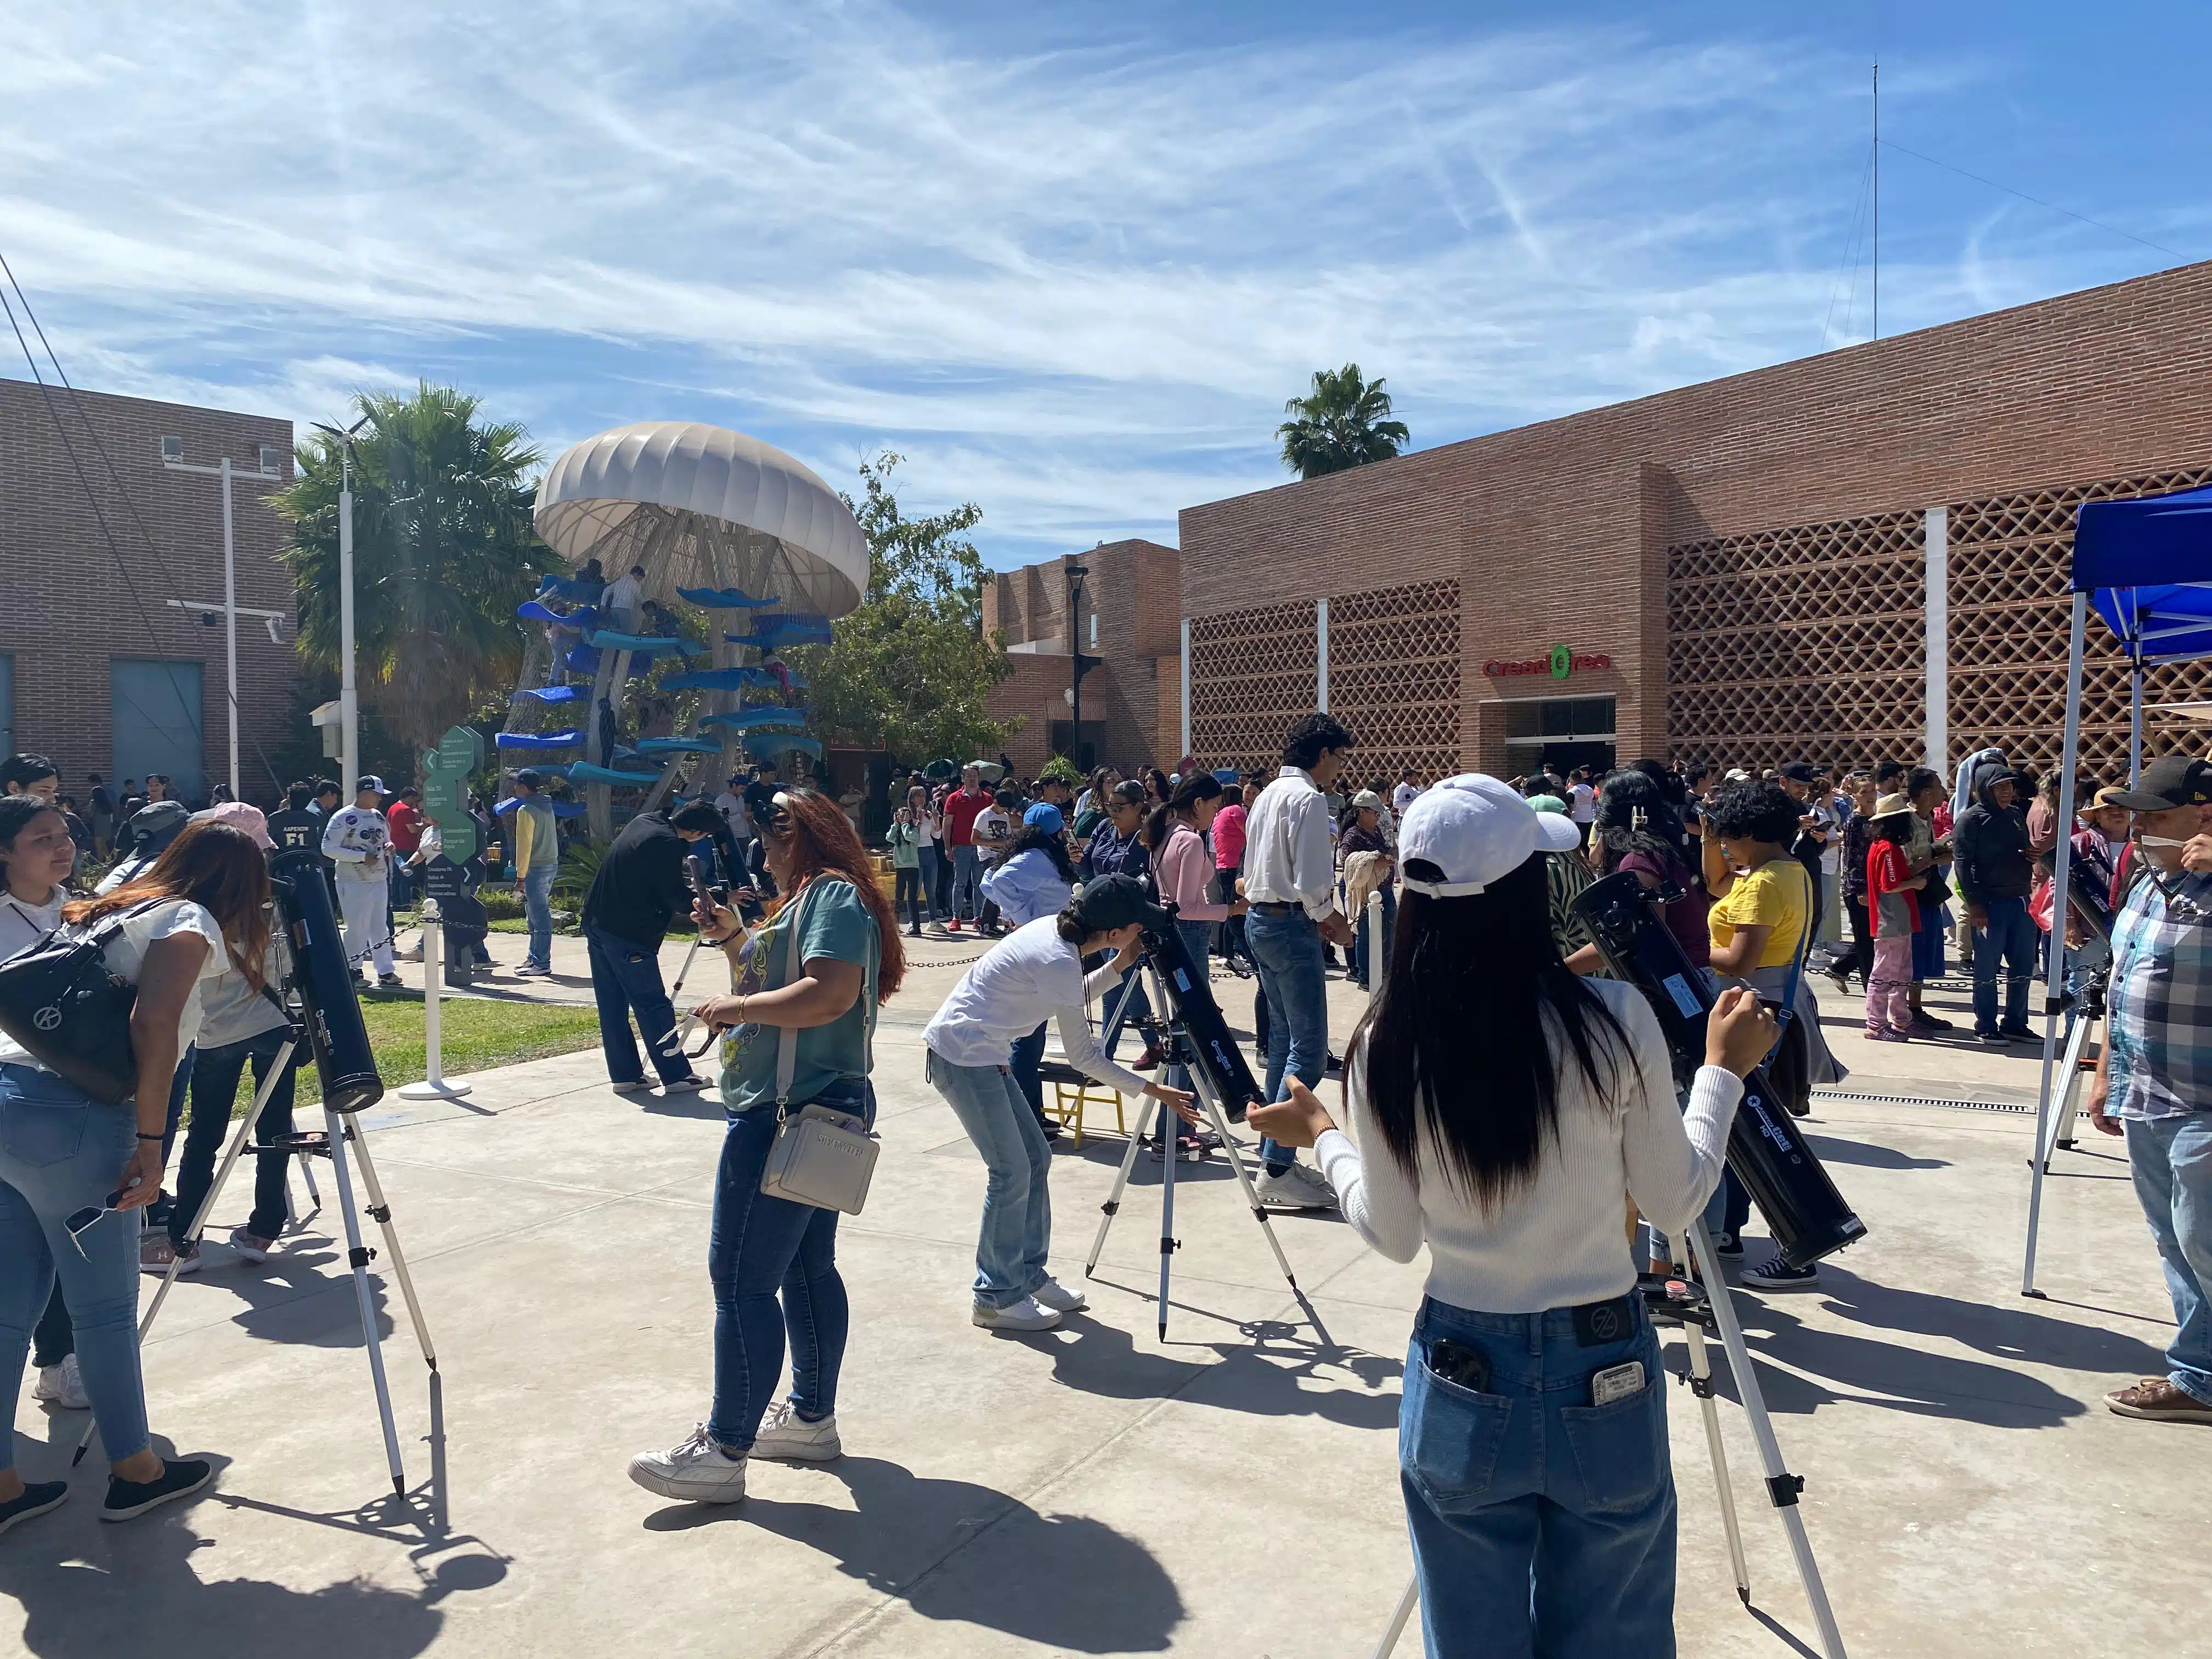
[1871,62,1878,342]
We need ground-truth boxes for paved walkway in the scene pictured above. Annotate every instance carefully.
[5,944,2193,1657]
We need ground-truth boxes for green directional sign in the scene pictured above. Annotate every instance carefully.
[422,724,484,864]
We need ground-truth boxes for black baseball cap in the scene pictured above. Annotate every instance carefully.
[1778,761,1818,784]
[1070,873,1169,934]
[2108,754,2212,811]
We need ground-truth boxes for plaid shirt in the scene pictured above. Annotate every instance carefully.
[2106,866,2212,1120]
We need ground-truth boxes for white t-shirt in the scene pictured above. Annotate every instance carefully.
[602,573,642,617]
[0,898,228,1071]
[1568,782,1598,825]
[714,791,752,842]
[922,916,1150,1091]
[972,808,1013,863]
[0,889,65,962]
[1312,981,1742,1313]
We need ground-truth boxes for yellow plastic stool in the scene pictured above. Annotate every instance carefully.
[1044,1070,1126,1150]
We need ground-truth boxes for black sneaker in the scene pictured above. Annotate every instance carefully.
[1997,1025,2038,1043]
[1741,1255,1820,1291]
[102,1458,213,1522]
[1909,1011,1953,1032]
[1714,1230,1745,1260]
[0,1480,67,1535]
[1974,1029,2011,1045]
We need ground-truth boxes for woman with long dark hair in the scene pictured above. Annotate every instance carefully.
[1,819,274,1532]
[630,788,905,1503]
[1247,776,1774,1656]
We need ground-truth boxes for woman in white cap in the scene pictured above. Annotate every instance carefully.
[1248,774,1775,1657]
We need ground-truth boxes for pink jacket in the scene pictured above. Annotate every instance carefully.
[1156,822,1232,921]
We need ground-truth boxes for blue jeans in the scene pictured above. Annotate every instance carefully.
[1353,885,1396,990]
[1009,1023,1050,1129]
[1971,895,2036,1032]
[1910,901,1948,981]
[927,1051,1053,1309]
[950,844,981,922]
[2124,1113,2212,1405]
[1401,1294,1676,1657]
[707,1079,870,1449]
[1245,907,1329,1174]
[171,1030,297,1246]
[0,1063,151,1470]
[584,923,691,1086]
[522,863,556,969]
[918,843,947,921]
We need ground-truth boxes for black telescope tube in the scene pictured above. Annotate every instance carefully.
[1571,870,1866,1269]
[269,849,386,1116]
[1110,902,1263,1122]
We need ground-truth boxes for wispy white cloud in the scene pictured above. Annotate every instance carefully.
[0,3,2182,565]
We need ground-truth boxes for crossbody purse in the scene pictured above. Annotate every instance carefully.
[758,882,881,1215]
[0,901,160,1103]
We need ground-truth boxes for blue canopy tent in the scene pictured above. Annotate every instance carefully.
[2022,484,2212,1295]
[675,586,782,609]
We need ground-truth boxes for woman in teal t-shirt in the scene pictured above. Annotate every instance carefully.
[627,788,906,1505]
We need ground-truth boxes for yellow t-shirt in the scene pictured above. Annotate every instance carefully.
[1708,859,1810,969]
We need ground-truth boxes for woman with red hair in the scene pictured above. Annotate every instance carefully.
[629,788,904,1505]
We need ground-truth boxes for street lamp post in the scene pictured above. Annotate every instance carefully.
[162,443,283,798]
[1065,563,1089,770]
[313,416,371,794]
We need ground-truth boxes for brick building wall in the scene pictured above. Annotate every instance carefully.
[984,538,1181,773]
[0,378,296,804]
[1179,259,2212,779]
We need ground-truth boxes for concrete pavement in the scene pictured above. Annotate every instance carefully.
[5,942,2198,1657]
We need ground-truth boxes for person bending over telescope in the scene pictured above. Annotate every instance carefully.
[1246,774,1775,1658]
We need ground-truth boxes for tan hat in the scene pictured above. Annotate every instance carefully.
[1351,789,1385,811]
[1871,792,1915,819]
[2090,786,2133,811]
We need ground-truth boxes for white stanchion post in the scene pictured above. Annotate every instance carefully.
[1364,890,1384,993]
[399,902,472,1100]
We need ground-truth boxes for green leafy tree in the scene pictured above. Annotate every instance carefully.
[788,453,1013,764]
[1276,363,1410,479]
[1039,753,1085,788]
[274,382,544,763]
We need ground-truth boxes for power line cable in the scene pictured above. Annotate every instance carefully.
[1821,145,1874,347]
[1,250,290,794]
[1876,138,2190,261]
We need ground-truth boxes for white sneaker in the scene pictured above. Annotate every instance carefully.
[227,1226,276,1264]
[752,1401,842,1462]
[973,1295,1062,1331]
[32,1355,89,1410]
[611,1079,653,1095]
[1255,1163,1337,1211]
[1031,1277,1088,1313]
[627,1423,748,1503]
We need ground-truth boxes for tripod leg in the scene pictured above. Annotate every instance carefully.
[1370,1572,1419,1658]
[326,1109,410,1496]
[342,1116,439,1369]
[1195,1075,1300,1295]
[1686,1220,1847,1657]
[2047,1012,2096,1158]
[74,1041,298,1467]
[1158,1091,1179,1342]
[1087,1092,1156,1277]
[1680,1318,1751,1602]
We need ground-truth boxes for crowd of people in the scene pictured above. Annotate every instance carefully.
[8,713,2210,1659]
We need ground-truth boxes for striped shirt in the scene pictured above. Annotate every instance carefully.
[2107,867,2212,1121]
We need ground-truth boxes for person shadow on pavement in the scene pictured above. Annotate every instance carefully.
[0,1445,456,1659]
[643,1455,1183,1652]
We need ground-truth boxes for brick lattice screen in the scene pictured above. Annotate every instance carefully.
[1324,579,1462,782]
[1666,511,1927,775]
[1187,601,1319,774]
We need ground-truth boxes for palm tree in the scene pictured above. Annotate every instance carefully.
[1276,363,1410,479]
[274,383,544,758]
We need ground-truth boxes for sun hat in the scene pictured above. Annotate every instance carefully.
[191,801,273,849]
[1397,774,1582,898]
[1871,792,1916,820]
[2090,786,2133,810]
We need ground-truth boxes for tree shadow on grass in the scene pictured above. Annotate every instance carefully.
[645,1455,1182,1652]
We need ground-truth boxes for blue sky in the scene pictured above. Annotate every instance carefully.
[2,1,2205,569]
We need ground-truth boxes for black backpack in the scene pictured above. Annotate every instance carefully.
[0,904,154,1103]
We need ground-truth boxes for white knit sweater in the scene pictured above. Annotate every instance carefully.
[1314,979,1742,1313]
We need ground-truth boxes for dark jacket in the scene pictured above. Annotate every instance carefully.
[581,811,691,950]
[1952,763,2034,905]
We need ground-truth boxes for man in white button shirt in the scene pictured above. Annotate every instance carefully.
[1242,713,1359,1210]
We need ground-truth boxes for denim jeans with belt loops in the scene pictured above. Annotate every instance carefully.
[926,1049,1053,1310]
[1400,1293,1677,1657]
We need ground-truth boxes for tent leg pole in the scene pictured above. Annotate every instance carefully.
[2024,590,2089,1300]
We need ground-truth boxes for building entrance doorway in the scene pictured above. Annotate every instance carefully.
[1500,695,1616,781]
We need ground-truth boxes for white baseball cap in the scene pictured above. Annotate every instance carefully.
[1397,773,1582,898]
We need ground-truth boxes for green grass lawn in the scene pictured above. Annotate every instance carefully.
[223,997,605,1114]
